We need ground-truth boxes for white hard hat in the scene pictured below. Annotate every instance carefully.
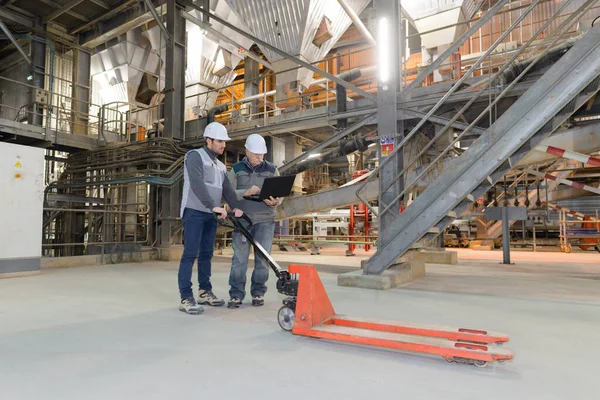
[245,133,267,154]
[203,122,231,141]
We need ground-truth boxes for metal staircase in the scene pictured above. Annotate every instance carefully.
[357,0,600,274]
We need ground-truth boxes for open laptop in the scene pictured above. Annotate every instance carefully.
[243,175,296,202]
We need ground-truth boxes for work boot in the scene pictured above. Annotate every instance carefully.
[252,296,265,307]
[228,298,242,309]
[179,298,204,315]
[198,290,225,306]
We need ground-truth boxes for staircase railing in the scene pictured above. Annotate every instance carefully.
[356,0,595,226]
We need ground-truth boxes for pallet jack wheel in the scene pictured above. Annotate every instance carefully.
[278,306,295,331]
[559,244,565,252]
[565,244,572,253]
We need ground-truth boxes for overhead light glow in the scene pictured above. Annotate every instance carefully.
[378,17,390,83]
[308,153,321,158]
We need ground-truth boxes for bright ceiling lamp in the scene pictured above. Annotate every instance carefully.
[378,17,390,84]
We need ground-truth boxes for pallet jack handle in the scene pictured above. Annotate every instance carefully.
[216,213,285,279]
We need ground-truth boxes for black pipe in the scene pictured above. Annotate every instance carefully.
[501,40,574,84]
[207,103,229,123]
[336,68,362,130]
[282,132,371,176]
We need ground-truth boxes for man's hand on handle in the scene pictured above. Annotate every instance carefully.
[212,207,227,219]
[212,207,244,219]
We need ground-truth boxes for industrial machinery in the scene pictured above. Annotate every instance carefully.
[219,213,514,368]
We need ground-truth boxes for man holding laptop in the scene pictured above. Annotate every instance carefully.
[226,134,294,308]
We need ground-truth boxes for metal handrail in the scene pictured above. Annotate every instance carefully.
[355,0,541,216]
[378,0,594,218]
[357,0,592,220]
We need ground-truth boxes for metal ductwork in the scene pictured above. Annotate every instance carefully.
[207,104,229,123]
[501,40,575,84]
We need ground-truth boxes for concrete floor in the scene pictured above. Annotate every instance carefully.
[1,249,599,400]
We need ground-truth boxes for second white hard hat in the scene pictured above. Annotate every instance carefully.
[203,122,231,141]
[245,133,267,154]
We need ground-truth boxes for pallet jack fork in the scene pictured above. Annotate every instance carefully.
[220,214,514,368]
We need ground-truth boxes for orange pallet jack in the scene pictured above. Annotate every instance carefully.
[220,214,514,368]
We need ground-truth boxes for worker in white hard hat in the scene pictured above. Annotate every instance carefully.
[177,121,244,314]
[226,133,283,308]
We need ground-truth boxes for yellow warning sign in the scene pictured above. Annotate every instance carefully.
[15,161,22,168]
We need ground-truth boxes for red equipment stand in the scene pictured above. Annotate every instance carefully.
[288,264,514,367]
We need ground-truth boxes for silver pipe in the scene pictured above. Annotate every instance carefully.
[336,0,376,46]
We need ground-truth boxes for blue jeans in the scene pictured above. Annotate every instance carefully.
[178,208,218,299]
[229,221,275,300]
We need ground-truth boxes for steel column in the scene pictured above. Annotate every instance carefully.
[373,0,401,255]
[28,39,46,127]
[244,56,260,120]
[501,207,511,264]
[71,48,91,135]
[164,0,185,139]
[161,0,186,247]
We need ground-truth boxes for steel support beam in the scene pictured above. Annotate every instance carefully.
[77,1,164,46]
[373,0,401,255]
[89,0,110,9]
[183,0,376,102]
[44,0,85,23]
[244,56,260,120]
[277,180,380,220]
[36,0,89,22]
[71,49,91,135]
[160,0,185,247]
[27,40,46,127]
[164,0,185,139]
[142,0,172,44]
[337,0,376,46]
[0,8,34,28]
[0,21,31,64]
[401,108,486,135]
